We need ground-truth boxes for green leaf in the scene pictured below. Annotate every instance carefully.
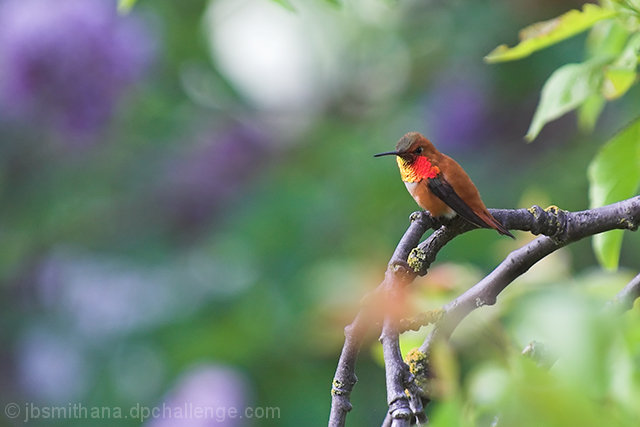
[601,33,640,99]
[592,231,625,270]
[602,68,636,98]
[117,0,137,13]
[577,20,629,133]
[588,118,640,270]
[610,0,640,15]
[271,0,296,11]
[578,94,606,133]
[609,32,640,69]
[585,19,629,60]
[526,60,604,141]
[485,4,618,63]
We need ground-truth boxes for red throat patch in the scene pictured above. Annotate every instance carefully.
[397,156,440,182]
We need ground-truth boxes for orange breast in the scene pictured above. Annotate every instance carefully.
[404,181,452,217]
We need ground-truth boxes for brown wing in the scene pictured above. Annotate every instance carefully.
[427,175,514,237]
[427,154,514,238]
[426,175,494,229]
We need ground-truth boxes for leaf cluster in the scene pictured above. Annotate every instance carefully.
[487,1,640,269]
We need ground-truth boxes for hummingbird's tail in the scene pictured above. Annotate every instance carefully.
[480,211,515,239]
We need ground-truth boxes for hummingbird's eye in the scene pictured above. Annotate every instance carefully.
[414,147,423,155]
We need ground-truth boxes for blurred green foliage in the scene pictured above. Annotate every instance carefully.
[0,1,638,426]
[117,0,137,13]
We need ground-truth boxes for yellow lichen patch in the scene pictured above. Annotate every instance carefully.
[408,247,427,272]
[400,309,444,332]
[619,217,637,230]
[331,379,347,396]
[405,348,427,376]
[405,348,430,391]
[424,308,444,324]
[410,211,422,222]
[545,205,564,228]
[528,205,541,219]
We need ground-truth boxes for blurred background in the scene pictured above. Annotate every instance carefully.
[1,0,639,426]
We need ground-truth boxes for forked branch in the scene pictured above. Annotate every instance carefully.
[329,196,640,427]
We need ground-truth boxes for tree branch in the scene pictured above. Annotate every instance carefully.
[329,212,434,427]
[380,317,412,426]
[329,195,640,426]
[413,196,640,398]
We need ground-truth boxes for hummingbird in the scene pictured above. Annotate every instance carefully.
[375,132,514,238]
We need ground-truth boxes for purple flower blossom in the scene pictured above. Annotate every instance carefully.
[17,329,90,402]
[423,74,491,150]
[0,0,154,142]
[161,124,271,233]
[147,365,250,427]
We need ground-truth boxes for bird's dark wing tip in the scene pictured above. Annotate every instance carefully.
[499,227,516,239]
[488,213,515,238]
[427,175,515,239]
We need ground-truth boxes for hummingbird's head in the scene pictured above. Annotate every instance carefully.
[374,132,440,182]
[374,132,437,160]
[394,132,437,159]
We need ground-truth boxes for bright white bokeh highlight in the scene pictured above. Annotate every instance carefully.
[202,0,410,137]
[204,0,326,112]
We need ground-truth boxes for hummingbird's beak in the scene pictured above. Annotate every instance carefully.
[373,150,399,158]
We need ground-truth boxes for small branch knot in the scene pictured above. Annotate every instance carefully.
[544,205,569,241]
[389,260,415,279]
[388,400,412,420]
[619,216,638,231]
[528,204,569,240]
[331,378,355,408]
[409,211,423,222]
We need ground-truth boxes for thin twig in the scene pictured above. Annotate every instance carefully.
[607,272,640,312]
